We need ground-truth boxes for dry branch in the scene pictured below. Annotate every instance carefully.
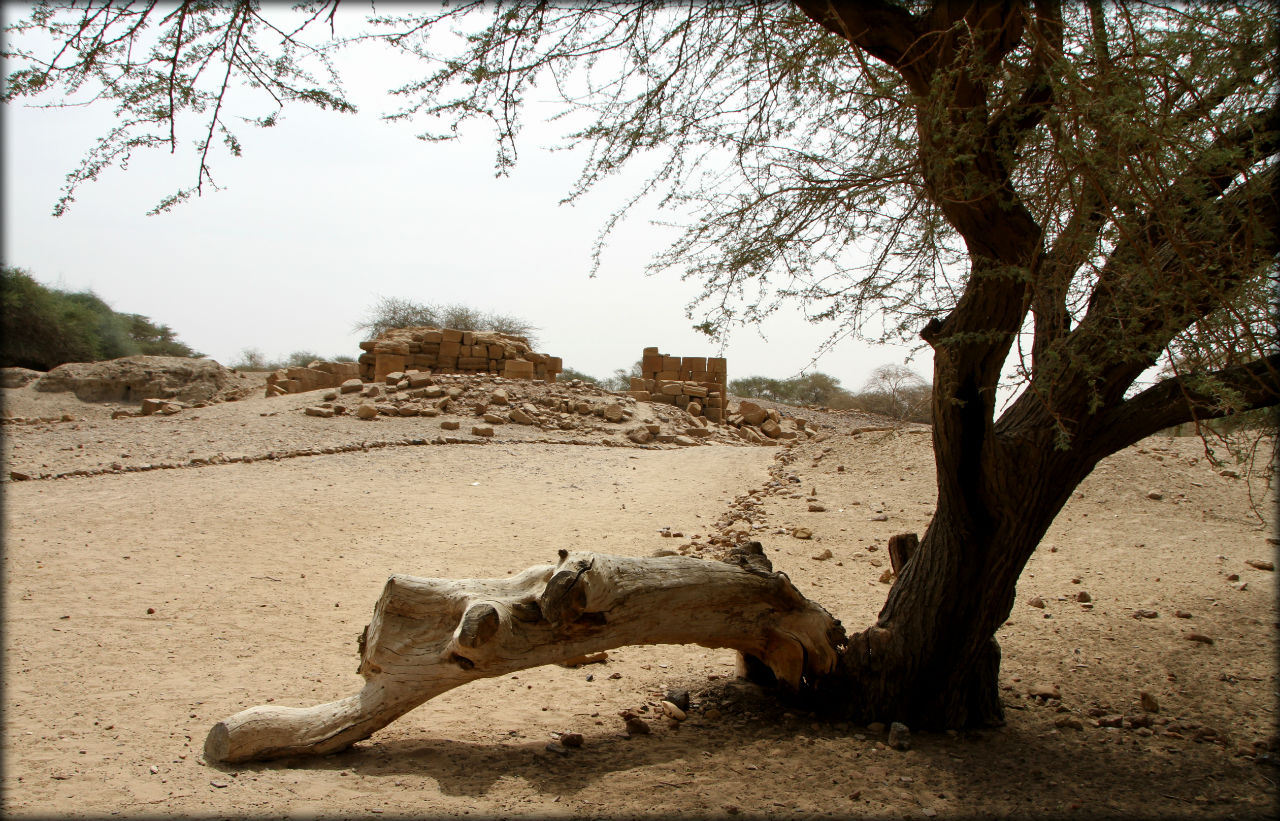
[205,545,844,763]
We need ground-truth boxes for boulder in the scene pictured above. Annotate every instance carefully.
[33,356,230,403]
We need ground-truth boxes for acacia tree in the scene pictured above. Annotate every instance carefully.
[6,1,1276,739]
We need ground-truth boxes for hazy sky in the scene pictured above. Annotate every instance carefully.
[2,5,925,389]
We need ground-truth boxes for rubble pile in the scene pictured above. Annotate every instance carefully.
[626,346,728,421]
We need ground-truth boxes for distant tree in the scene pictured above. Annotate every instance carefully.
[729,376,787,402]
[230,348,270,370]
[125,314,203,358]
[856,365,932,422]
[559,367,601,385]
[603,360,643,392]
[731,373,852,407]
[355,296,539,347]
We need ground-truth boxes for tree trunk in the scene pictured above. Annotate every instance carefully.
[205,543,843,763]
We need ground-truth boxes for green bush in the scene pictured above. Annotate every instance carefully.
[355,296,539,347]
[1,267,201,370]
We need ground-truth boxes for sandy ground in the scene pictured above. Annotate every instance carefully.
[2,375,1277,819]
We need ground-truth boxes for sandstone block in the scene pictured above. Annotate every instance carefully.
[472,425,495,437]
[458,356,488,370]
[660,382,684,396]
[627,427,652,444]
[509,407,536,425]
[687,402,703,416]
[407,372,433,388]
[482,412,506,425]
[683,384,708,398]
[441,420,460,430]
[504,359,536,379]
[603,404,625,422]
[490,389,510,404]
[761,418,782,438]
[626,391,651,401]
[421,330,443,343]
[682,357,706,373]
[442,329,463,343]
[642,354,663,373]
[340,378,363,394]
[355,403,378,419]
[374,355,407,382]
[461,331,474,346]
[141,397,165,415]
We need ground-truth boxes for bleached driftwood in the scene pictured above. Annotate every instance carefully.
[205,544,844,763]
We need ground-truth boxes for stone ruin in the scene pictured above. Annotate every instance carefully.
[359,327,562,383]
[625,346,729,422]
[263,327,563,397]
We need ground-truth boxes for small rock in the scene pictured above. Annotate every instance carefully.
[322,390,338,401]
[887,722,911,750]
[1097,714,1124,728]
[792,527,813,540]
[1027,597,1046,609]
[1174,610,1192,618]
[1226,572,1240,581]
[1054,716,1084,730]
[149,765,159,774]
[559,732,584,748]
[339,378,363,394]
[812,549,833,561]
[1075,591,1092,603]
[490,389,510,405]
[624,717,651,736]
[870,513,889,522]
[660,701,687,721]
[146,607,155,615]
[1245,559,1274,571]
[878,568,894,584]
[1139,691,1160,713]
[808,502,827,512]
[1146,490,1163,500]
[1132,609,1159,619]
[1184,632,1215,645]
[441,420,460,431]
[210,780,229,788]
[543,741,569,756]
[482,412,506,425]
[304,406,334,418]
[665,689,691,712]
[355,403,378,419]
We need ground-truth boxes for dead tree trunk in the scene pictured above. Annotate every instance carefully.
[205,543,843,763]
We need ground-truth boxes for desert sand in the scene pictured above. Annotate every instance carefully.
[2,373,1276,818]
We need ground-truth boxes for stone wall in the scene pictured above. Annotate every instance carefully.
[357,327,563,383]
[625,346,729,422]
[265,360,361,397]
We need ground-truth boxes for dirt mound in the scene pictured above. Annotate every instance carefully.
[32,355,232,403]
[0,367,43,388]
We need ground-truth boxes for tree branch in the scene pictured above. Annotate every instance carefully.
[1086,353,1280,458]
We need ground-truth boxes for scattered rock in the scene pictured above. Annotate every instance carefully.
[1132,609,1159,619]
[1139,691,1160,713]
[887,722,911,750]
[490,389,510,405]
[1027,596,1046,609]
[559,732,584,748]
[812,549,833,561]
[1146,490,1164,500]
[792,527,813,540]
[624,717,651,736]
[660,701,687,721]
[1245,559,1274,571]
[1075,591,1092,603]
[355,403,378,420]
[1184,632,1215,645]
[665,689,691,712]
[471,425,495,437]
[878,568,894,584]
[339,378,363,394]
[1226,572,1240,581]
[1054,716,1084,730]
[304,406,334,418]
[1174,610,1192,618]
[808,502,827,512]
[870,513,889,522]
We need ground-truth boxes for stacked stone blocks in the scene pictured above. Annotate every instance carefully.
[358,327,563,384]
[626,347,728,422]
[266,360,361,397]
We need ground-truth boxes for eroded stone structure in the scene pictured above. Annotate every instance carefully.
[357,328,562,383]
[626,346,729,422]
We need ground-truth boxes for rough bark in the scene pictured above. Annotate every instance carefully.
[205,544,844,763]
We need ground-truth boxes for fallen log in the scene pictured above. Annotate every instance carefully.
[205,543,844,763]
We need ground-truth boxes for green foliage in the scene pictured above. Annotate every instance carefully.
[731,366,931,422]
[0,267,201,370]
[602,360,643,392]
[229,347,353,371]
[354,296,539,347]
[559,368,601,385]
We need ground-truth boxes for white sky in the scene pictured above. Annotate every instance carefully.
[2,5,925,390]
